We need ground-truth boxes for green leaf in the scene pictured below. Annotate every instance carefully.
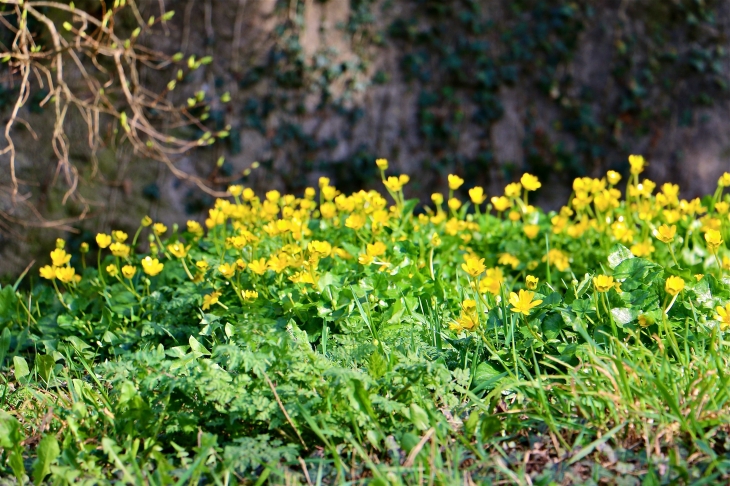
[13,356,29,381]
[8,450,25,483]
[33,434,60,485]
[35,354,55,383]
[189,336,210,356]
[408,403,429,431]
[608,244,634,270]
[0,410,23,449]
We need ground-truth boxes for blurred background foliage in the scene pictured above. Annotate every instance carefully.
[1,0,730,274]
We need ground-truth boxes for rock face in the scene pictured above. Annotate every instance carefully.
[1,0,729,275]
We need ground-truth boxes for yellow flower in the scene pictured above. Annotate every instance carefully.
[109,242,131,258]
[122,265,136,279]
[96,233,112,249]
[242,289,259,300]
[243,188,256,200]
[509,289,543,316]
[715,303,730,331]
[718,172,730,187]
[383,176,405,192]
[153,223,167,236]
[319,177,330,188]
[289,271,315,285]
[654,224,676,244]
[479,268,504,295]
[218,262,236,278]
[491,196,511,212]
[106,264,118,277]
[504,182,522,198]
[187,220,204,237]
[430,233,441,247]
[469,187,487,204]
[228,185,243,197]
[358,254,375,265]
[50,248,71,267]
[431,193,444,205]
[448,174,464,190]
[520,173,541,191]
[141,257,164,276]
[167,242,190,259]
[309,240,332,258]
[55,238,66,249]
[695,274,704,281]
[508,211,521,222]
[141,215,153,227]
[112,230,128,243]
[80,242,89,254]
[247,258,268,276]
[638,314,654,328]
[39,265,56,280]
[715,202,729,215]
[345,213,366,231]
[705,229,723,251]
[376,158,388,170]
[523,224,539,239]
[498,253,520,269]
[367,241,387,257]
[630,240,655,257]
[593,275,614,293]
[196,260,210,272]
[461,255,486,277]
[606,170,622,185]
[450,299,479,331]
[202,291,222,310]
[448,198,462,211]
[665,276,684,296]
[235,259,247,270]
[628,154,646,175]
[55,266,76,284]
[526,275,539,290]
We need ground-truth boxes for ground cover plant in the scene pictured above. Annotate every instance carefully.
[1,157,730,484]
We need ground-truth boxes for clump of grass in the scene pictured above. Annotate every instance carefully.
[1,159,730,483]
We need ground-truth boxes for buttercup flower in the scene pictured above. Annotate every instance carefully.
[509,289,543,316]
[593,275,614,293]
[80,242,89,254]
[39,265,56,280]
[167,242,190,259]
[218,263,236,278]
[628,154,646,175]
[141,215,153,227]
[228,185,243,197]
[448,174,464,190]
[523,224,539,239]
[461,255,486,277]
[491,196,511,212]
[526,275,539,290]
[96,233,112,248]
[654,224,676,244]
[375,158,388,170]
[469,187,487,204]
[122,265,137,279]
[242,290,259,300]
[309,240,332,258]
[247,258,268,276]
[719,172,730,187]
[110,243,130,258]
[520,173,541,192]
[202,291,222,310]
[106,264,118,277]
[715,304,730,331]
[141,257,164,276]
[55,266,76,284]
[112,230,128,243]
[606,171,622,185]
[665,276,684,296]
[448,198,462,211]
[431,193,444,205]
[50,248,71,267]
[153,223,167,236]
[705,229,723,251]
